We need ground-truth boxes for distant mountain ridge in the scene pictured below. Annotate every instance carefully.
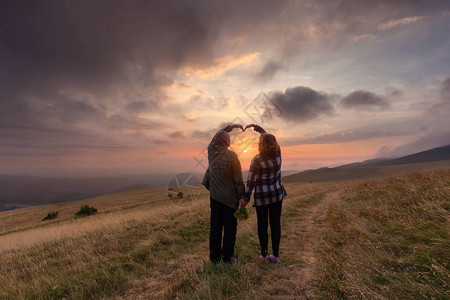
[375,144,450,165]
[283,145,450,183]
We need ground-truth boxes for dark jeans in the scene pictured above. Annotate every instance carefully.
[256,200,282,257]
[209,198,237,263]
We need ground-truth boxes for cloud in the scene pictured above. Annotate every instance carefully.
[377,16,424,30]
[189,95,229,110]
[184,52,261,78]
[192,129,218,142]
[0,1,228,161]
[281,130,403,146]
[441,77,450,99]
[125,101,152,114]
[428,77,450,114]
[0,1,290,169]
[352,34,378,42]
[169,131,186,139]
[385,87,402,97]
[269,86,335,122]
[340,90,390,110]
[255,60,284,82]
[1,0,449,176]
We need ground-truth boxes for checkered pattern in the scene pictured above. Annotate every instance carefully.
[244,148,287,206]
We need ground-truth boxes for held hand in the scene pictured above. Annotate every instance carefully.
[239,198,248,206]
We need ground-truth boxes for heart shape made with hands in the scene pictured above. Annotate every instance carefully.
[230,124,260,132]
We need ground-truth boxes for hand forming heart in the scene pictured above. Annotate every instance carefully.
[229,124,261,132]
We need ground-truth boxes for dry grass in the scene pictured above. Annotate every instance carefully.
[0,169,448,299]
[317,169,450,299]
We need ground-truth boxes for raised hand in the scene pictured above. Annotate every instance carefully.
[230,124,244,131]
[244,124,265,133]
[243,124,253,131]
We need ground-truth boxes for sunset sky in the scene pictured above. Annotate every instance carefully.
[1,0,450,177]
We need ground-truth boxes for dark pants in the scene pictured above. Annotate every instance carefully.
[256,200,282,257]
[209,198,237,263]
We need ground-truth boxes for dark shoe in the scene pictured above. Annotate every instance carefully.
[211,259,220,266]
[223,256,237,264]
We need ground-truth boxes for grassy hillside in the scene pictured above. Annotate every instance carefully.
[283,159,450,183]
[0,169,449,299]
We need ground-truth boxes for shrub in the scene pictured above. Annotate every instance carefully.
[177,192,183,198]
[76,205,98,216]
[42,211,59,221]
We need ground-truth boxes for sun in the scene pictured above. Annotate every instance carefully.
[243,149,247,153]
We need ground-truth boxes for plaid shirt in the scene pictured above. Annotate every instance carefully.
[244,148,287,206]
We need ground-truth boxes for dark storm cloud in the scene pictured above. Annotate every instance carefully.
[0,0,221,156]
[269,86,334,122]
[0,1,216,93]
[340,90,390,110]
[0,0,287,162]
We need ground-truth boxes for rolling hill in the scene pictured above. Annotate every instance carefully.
[283,144,450,183]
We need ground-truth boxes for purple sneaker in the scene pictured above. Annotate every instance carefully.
[269,254,278,263]
[259,255,269,261]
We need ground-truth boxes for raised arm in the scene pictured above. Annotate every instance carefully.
[208,124,243,147]
[244,124,266,134]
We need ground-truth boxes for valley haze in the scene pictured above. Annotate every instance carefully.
[1,145,449,212]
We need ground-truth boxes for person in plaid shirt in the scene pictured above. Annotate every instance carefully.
[241,124,287,263]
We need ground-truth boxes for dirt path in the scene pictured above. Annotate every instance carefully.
[269,191,338,300]
[119,191,338,300]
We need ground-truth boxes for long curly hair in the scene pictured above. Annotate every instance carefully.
[258,133,279,156]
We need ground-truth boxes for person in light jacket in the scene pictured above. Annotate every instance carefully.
[202,124,245,264]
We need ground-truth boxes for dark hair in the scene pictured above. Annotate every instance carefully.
[258,133,279,156]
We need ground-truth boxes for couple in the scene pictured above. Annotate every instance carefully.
[202,123,287,265]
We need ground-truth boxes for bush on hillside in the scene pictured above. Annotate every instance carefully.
[75,205,98,216]
[42,211,59,221]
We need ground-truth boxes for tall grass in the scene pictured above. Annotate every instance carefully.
[0,196,211,299]
[0,170,448,299]
[317,169,450,299]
